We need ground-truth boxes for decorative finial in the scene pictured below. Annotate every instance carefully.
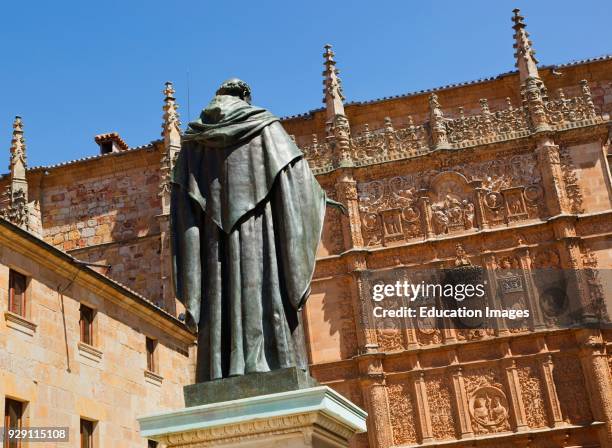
[512,8,540,82]
[10,116,27,174]
[429,93,449,149]
[162,81,181,138]
[322,44,346,122]
[1,116,30,230]
[159,81,182,208]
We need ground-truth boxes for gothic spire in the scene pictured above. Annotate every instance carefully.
[322,44,346,123]
[159,81,181,212]
[9,116,27,194]
[1,116,30,229]
[512,8,540,83]
[162,81,181,141]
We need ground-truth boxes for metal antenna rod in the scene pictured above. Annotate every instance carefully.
[187,70,191,122]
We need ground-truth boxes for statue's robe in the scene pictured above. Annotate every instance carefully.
[171,95,326,382]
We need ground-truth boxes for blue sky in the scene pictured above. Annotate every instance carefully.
[0,1,610,168]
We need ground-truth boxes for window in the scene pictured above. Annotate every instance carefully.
[146,337,157,373]
[99,141,113,154]
[4,398,24,448]
[79,305,95,346]
[80,419,94,448]
[8,270,27,317]
[147,441,158,448]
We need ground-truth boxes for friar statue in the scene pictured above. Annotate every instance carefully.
[171,78,340,382]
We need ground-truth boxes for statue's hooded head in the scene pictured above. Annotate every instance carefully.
[216,78,252,104]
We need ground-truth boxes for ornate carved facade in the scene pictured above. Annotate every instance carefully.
[1,8,611,448]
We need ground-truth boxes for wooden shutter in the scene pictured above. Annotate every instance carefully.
[4,398,23,448]
[8,270,26,317]
[80,419,93,448]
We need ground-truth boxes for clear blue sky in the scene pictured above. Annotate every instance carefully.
[0,1,610,168]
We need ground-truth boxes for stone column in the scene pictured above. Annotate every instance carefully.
[501,357,529,432]
[556,231,595,323]
[577,329,612,448]
[516,246,545,329]
[538,353,564,427]
[470,181,489,230]
[349,259,379,353]
[335,171,363,249]
[359,356,393,448]
[536,137,568,217]
[482,254,508,335]
[418,194,434,239]
[412,371,434,444]
[158,81,182,314]
[449,366,474,439]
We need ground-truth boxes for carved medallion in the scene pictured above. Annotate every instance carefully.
[469,386,509,430]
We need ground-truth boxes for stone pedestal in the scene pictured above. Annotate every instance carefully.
[138,385,367,448]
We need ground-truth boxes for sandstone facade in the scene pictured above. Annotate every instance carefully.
[0,8,611,448]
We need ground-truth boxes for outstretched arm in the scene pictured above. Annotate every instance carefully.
[326,197,348,215]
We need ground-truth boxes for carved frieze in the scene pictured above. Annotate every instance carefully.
[387,382,418,445]
[517,361,548,428]
[352,116,429,164]
[445,99,529,145]
[302,81,601,173]
[552,356,593,424]
[559,146,585,214]
[356,152,544,246]
[426,374,457,440]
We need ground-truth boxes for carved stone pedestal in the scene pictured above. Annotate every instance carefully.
[138,386,367,448]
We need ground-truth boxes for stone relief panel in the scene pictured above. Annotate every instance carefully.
[494,255,532,332]
[559,146,585,214]
[516,360,548,428]
[358,175,422,247]
[428,171,475,235]
[387,381,418,445]
[453,153,544,226]
[553,355,593,424]
[426,374,457,440]
[415,294,443,347]
[463,368,511,434]
[581,245,610,322]
[356,153,545,247]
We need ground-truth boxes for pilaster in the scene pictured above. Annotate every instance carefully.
[158,81,182,313]
[536,136,568,216]
[576,329,612,448]
[449,366,474,439]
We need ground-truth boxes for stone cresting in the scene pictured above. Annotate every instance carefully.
[300,78,602,174]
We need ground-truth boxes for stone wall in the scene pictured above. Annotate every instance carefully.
[0,223,195,447]
[30,144,166,304]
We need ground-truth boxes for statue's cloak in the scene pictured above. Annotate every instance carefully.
[170,95,326,381]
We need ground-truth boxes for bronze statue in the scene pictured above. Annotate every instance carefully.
[171,79,338,382]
